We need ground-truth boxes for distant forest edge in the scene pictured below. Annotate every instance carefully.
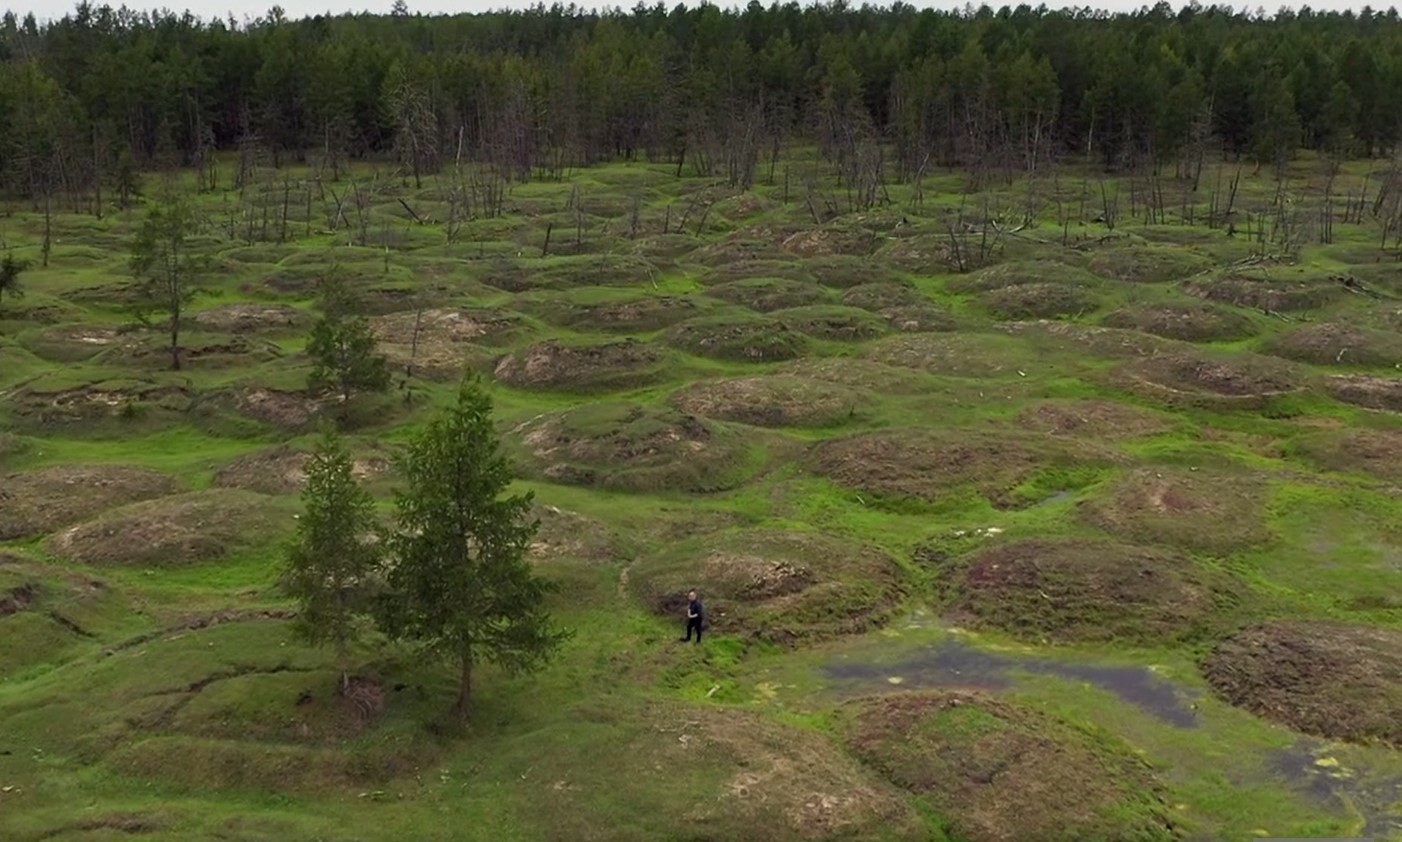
[4,1,1402,203]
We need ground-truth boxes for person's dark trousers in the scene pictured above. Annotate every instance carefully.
[685,617,703,643]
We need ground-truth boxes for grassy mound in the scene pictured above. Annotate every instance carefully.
[1089,243,1213,282]
[1203,622,1402,747]
[1324,373,1402,412]
[936,537,1240,644]
[808,429,1118,509]
[978,283,1100,320]
[525,290,710,333]
[368,307,521,380]
[1287,428,1402,482]
[1001,321,1179,360]
[703,277,831,312]
[1264,322,1402,367]
[509,402,761,493]
[1078,467,1272,554]
[771,305,888,341]
[1013,399,1175,439]
[663,314,810,362]
[776,357,938,394]
[528,503,621,564]
[631,529,905,645]
[8,372,194,435]
[219,387,325,432]
[948,260,1101,293]
[807,255,903,288]
[1185,276,1342,312]
[1101,301,1259,342]
[493,338,676,392]
[841,283,955,332]
[0,465,180,539]
[0,555,128,677]
[97,332,285,369]
[18,324,140,363]
[670,375,869,428]
[841,692,1178,842]
[1111,349,1304,410]
[212,444,394,495]
[866,333,1040,378]
[778,224,877,258]
[45,490,295,566]
[191,303,311,333]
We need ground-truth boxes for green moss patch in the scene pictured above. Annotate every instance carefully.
[841,691,1179,842]
[1203,622,1402,747]
[632,528,905,645]
[1078,467,1273,554]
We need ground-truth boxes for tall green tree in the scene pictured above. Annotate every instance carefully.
[0,252,29,312]
[128,193,210,371]
[378,374,569,720]
[282,428,383,692]
[306,274,390,402]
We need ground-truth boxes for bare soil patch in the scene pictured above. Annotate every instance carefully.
[632,529,905,645]
[1101,301,1259,342]
[529,504,621,564]
[808,429,1118,509]
[0,465,180,539]
[979,283,1100,320]
[225,388,325,432]
[937,537,1240,644]
[46,489,294,566]
[213,445,393,495]
[664,315,810,362]
[866,333,1039,378]
[1203,622,1402,747]
[636,701,925,840]
[807,255,903,288]
[772,305,888,341]
[529,293,709,333]
[509,402,759,493]
[841,283,955,332]
[1078,467,1273,554]
[1288,428,1402,482]
[1324,374,1402,413]
[703,278,831,312]
[370,307,523,380]
[493,338,674,392]
[1265,322,1402,367]
[670,375,869,428]
[1089,244,1213,283]
[1014,399,1175,440]
[1111,350,1305,410]
[192,303,312,333]
[842,691,1178,842]
[1185,276,1342,312]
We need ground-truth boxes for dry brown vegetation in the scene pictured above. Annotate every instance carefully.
[0,464,180,539]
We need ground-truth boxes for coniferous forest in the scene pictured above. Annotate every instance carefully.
[4,0,1402,202]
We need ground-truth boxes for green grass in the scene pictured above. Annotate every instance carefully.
[5,151,1402,841]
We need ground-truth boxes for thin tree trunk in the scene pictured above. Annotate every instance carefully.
[456,649,472,718]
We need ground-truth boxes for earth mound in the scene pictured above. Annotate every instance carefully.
[1264,322,1402,367]
[703,277,831,312]
[98,332,285,369]
[1078,467,1272,554]
[979,283,1100,320]
[212,445,393,495]
[0,465,180,539]
[1203,622,1402,747]
[221,387,325,432]
[778,225,876,258]
[999,321,1179,361]
[528,504,621,564]
[808,429,1118,509]
[1088,244,1213,282]
[1101,301,1259,342]
[670,375,868,428]
[1288,428,1402,482]
[45,490,295,566]
[0,556,121,677]
[1185,277,1342,312]
[948,260,1101,293]
[771,305,888,341]
[493,338,674,392]
[842,691,1179,842]
[18,324,140,363]
[936,537,1239,644]
[1014,399,1175,440]
[807,255,903,288]
[1111,350,1304,410]
[509,402,760,493]
[1324,374,1402,413]
[369,307,521,379]
[840,283,955,332]
[632,529,905,644]
[8,374,193,434]
[191,303,311,333]
[663,315,810,362]
[866,333,1040,378]
[776,357,937,394]
[527,292,708,333]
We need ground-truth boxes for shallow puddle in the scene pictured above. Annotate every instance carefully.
[1270,739,1402,839]
[823,637,1202,727]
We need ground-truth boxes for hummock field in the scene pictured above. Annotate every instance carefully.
[5,153,1402,841]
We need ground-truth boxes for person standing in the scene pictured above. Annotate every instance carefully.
[683,590,704,643]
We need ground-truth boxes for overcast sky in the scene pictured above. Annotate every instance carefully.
[11,0,1394,26]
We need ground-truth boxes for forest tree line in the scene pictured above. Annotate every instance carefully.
[4,0,1402,205]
